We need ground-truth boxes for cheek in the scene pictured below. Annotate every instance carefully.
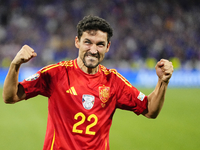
[99,50,106,59]
[81,44,90,51]
[78,47,84,57]
[79,45,87,53]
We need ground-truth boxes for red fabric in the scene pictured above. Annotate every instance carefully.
[20,59,148,150]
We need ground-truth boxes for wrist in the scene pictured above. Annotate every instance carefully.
[10,60,21,71]
[158,78,169,85]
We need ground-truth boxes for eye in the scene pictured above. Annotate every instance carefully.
[85,40,91,44]
[97,43,105,47]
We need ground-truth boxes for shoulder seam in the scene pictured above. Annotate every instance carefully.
[100,65,132,88]
[40,60,74,73]
[40,64,60,73]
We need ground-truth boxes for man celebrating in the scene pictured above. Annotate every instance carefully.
[3,15,173,150]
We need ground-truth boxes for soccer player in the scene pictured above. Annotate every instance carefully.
[3,15,173,150]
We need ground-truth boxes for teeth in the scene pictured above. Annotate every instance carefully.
[87,56,96,58]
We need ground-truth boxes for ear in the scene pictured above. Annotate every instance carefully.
[75,36,80,48]
[106,42,111,53]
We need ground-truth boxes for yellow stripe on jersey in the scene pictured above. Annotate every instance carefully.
[100,65,110,75]
[74,59,78,68]
[64,60,74,67]
[66,86,77,95]
[100,65,132,88]
[105,139,107,150]
[40,60,75,73]
[41,64,60,73]
[50,130,55,150]
[59,60,73,67]
[71,86,77,95]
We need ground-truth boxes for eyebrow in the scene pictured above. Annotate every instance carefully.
[84,38,106,45]
[97,41,106,45]
[84,38,91,42]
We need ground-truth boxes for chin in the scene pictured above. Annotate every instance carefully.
[82,56,101,68]
[84,62,99,68]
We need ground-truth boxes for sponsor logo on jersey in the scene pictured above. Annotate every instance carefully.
[82,95,95,110]
[137,92,145,101]
[66,86,77,95]
[25,73,40,81]
[99,86,110,103]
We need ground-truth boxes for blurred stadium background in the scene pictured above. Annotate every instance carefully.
[0,0,199,150]
[0,0,200,87]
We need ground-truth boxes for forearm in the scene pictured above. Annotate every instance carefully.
[2,45,37,103]
[3,62,24,103]
[142,59,173,118]
[145,79,168,118]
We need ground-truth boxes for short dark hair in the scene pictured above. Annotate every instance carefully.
[77,15,113,43]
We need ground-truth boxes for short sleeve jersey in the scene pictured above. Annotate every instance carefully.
[20,59,148,150]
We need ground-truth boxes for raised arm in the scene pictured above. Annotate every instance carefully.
[143,59,173,119]
[2,45,37,104]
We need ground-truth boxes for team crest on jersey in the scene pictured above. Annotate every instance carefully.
[25,73,40,81]
[99,86,110,103]
[82,95,95,110]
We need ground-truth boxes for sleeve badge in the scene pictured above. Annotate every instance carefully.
[137,92,145,101]
[25,73,40,81]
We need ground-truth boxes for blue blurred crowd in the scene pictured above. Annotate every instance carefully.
[0,0,200,70]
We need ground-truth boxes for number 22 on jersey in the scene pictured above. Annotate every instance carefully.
[72,112,98,135]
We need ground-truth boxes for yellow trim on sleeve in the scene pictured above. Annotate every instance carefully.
[100,65,132,88]
[40,60,75,73]
[41,65,60,73]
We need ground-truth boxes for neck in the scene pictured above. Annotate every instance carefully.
[77,57,99,74]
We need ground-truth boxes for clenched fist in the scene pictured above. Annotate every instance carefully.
[12,45,37,65]
[155,59,173,83]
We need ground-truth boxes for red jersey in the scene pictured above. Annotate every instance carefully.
[20,59,148,150]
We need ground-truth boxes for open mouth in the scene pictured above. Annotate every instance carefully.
[82,52,100,68]
[85,52,99,59]
[87,55,96,59]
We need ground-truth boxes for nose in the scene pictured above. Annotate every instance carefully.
[90,44,98,54]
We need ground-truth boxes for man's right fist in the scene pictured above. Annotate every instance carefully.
[12,45,37,65]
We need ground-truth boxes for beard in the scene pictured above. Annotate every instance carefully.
[82,51,100,68]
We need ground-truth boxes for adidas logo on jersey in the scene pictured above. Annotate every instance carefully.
[66,86,77,95]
